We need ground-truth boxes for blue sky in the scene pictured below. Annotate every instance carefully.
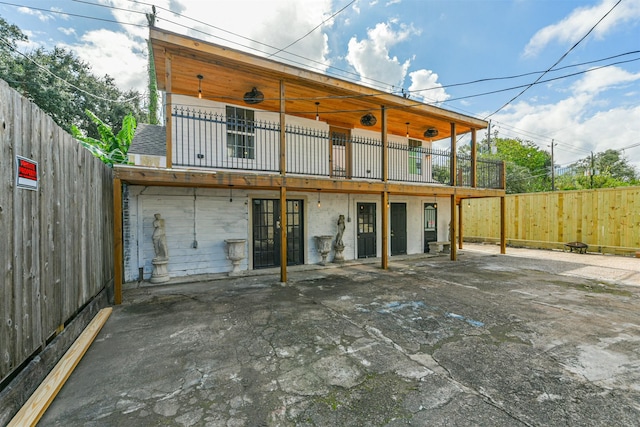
[2,0,639,169]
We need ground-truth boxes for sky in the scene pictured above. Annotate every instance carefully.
[1,0,640,169]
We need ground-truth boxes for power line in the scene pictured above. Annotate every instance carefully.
[0,1,147,27]
[267,0,356,58]
[0,36,142,103]
[486,0,623,118]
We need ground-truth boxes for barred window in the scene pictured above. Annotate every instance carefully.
[226,106,255,159]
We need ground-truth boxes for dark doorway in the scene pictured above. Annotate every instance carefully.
[252,199,304,268]
[357,202,376,258]
[424,203,437,253]
[390,203,407,255]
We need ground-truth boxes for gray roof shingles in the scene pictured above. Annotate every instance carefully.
[129,123,166,156]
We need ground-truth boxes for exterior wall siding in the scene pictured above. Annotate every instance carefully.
[124,186,451,283]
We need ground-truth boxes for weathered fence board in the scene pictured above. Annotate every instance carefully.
[465,188,640,255]
[0,79,114,384]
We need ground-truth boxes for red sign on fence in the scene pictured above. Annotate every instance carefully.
[16,155,38,190]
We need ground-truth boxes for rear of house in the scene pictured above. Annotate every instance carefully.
[113,27,506,293]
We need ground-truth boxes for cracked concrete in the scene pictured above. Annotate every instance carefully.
[40,244,640,426]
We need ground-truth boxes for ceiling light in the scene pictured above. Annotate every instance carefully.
[360,113,377,126]
[424,127,438,138]
[243,87,264,104]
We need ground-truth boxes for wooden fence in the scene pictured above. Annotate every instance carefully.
[464,187,640,255]
[0,79,114,384]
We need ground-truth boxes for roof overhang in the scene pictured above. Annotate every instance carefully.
[149,27,487,140]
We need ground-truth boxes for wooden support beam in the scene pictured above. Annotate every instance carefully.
[381,191,389,269]
[279,186,287,283]
[500,195,507,254]
[113,166,506,200]
[8,308,113,427]
[113,178,123,305]
[450,122,457,186]
[471,128,477,188]
[458,200,464,250]
[279,80,286,175]
[381,106,388,183]
[450,194,457,261]
[165,51,173,169]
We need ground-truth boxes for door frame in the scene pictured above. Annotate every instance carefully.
[357,202,377,258]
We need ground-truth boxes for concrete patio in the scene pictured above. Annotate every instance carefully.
[40,244,640,426]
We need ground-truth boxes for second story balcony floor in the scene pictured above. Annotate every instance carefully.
[167,103,504,190]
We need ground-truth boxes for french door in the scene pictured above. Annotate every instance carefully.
[252,199,304,268]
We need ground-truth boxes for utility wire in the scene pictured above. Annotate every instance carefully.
[0,36,142,103]
[267,0,356,58]
[485,0,623,118]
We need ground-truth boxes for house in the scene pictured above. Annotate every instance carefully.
[112,26,506,303]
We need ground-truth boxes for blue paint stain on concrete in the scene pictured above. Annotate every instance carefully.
[446,312,484,327]
[377,301,427,314]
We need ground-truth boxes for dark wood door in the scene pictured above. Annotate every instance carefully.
[357,203,376,258]
[424,203,437,253]
[391,203,407,255]
[252,199,304,268]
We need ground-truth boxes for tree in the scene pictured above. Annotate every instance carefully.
[0,17,146,139]
[469,135,552,194]
[556,149,639,190]
[71,110,136,166]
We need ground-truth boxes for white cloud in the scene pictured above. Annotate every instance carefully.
[523,0,640,58]
[58,27,77,37]
[571,66,640,96]
[345,21,419,90]
[490,68,640,166]
[60,29,147,92]
[17,6,53,22]
[407,69,449,103]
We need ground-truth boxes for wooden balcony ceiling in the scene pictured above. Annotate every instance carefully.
[150,27,487,140]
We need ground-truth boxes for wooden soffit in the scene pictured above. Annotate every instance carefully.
[149,27,487,141]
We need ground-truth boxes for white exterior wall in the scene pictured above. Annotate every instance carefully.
[123,187,452,284]
[170,95,435,181]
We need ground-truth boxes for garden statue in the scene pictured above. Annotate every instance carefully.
[333,214,346,263]
[151,213,170,283]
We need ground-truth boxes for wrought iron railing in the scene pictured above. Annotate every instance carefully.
[171,106,503,189]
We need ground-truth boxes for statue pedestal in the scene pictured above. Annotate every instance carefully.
[151,258,170,283]
[315,235,333,266]
[225,239,246,276]
[333,243,345,263]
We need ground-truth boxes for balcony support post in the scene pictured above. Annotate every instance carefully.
[381,106,388,183]
[280,186,288,283]
[450,122,457,186]
[279,80,286,176]
[458,200,464,250]
[471,128,477,188]
[450,193,457,261]
[382,191,389,270]
[165,51,173,168]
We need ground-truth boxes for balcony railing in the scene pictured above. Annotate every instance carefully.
[172,106,504,189]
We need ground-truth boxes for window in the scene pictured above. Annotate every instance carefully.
[409,139,422,175]
[226,106,255,159]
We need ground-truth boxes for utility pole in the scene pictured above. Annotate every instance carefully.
[486,120,491,153]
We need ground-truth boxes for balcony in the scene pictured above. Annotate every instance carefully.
[172,106,503,189]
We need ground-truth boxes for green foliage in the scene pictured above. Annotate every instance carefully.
[71,110,136,167]
[0,17,147,139]
[473,136,552,194]
[555,149,639,190]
